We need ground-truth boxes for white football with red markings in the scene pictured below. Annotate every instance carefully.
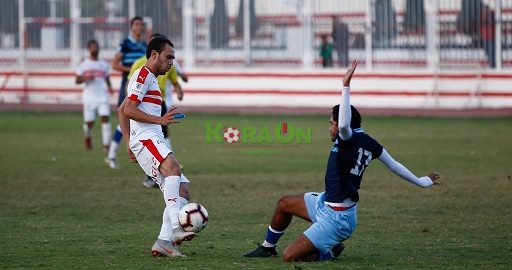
[179,203,209,233]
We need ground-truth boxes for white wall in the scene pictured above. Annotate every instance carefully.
[1,69,511,110]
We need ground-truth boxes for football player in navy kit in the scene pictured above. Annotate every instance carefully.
[243,61,440,262]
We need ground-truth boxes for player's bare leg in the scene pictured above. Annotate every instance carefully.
[83,121,94,150]
[159,154,195,245]
[244,194,310,257]
[99,115,111,155]
[270,195,311,230]
[282,234,317,262]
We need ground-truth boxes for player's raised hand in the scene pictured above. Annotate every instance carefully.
[160,106,182,126]
[427,172,441,185]
[343,60,358,87]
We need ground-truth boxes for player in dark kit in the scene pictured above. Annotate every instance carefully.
[243,61,440,262]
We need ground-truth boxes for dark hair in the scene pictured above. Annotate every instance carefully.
[87,39,98,47]
[332,105,362,129]
[146,37,174,59]
[150,33,167,39]
[130,16,143,27]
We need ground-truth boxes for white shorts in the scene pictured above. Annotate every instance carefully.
[130,135,188,187]
[83,101,110,122]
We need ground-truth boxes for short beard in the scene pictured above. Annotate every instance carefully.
[91,51,99,58]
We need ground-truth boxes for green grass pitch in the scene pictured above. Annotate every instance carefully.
[1,111,511,269]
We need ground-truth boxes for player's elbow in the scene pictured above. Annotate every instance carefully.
[123,107,132,118]
[117,105,124,116]
[121,105,135,119]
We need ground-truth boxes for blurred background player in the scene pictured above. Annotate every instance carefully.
[165,60,188,108]
[75,39,113,153]
[332,17,350,67]
[319,34,333,68]
[105,16,147,169]
[127,33,185,187]
[117,37,194,257]
[243,61,440,262]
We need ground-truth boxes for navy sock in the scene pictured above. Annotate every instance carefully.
[262,226,284,247]
[113,126,123,143]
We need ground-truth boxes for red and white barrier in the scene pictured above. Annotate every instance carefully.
[1,69,511,110]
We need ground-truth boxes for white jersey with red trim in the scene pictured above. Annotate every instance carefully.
[76,59,110,103]
[126,66,164,142]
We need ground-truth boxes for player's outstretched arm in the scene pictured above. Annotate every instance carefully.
[123,99,166,125]
[112,52,131,73]
[343,60,357,87]
[173,83,184,101]
[106,76,113,95]
[378,149,440,187]
[117,98,137,163]
[338,60,358,140]
[123,99,182,126]
[75,75,94,84]
[161,106,183,125]
[117,98,130,141]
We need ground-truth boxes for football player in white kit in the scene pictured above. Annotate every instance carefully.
[117,37,194,257]
[75,40,112,153]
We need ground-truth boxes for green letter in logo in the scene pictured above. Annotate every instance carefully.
[205,123,223,143]
[275,123,295,144]
[242,126,258,144]
[295,127,312,144]
[257,127,273,144]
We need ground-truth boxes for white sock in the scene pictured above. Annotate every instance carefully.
[83,124,92,138]
[262,240,276,248]
[163,175,181,229]
[107,141,119,160]
[158,207,172,241]
[101,123,112,147]
[158,196,188,241]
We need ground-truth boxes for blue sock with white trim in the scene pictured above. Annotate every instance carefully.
[262,226,284,248]
[113,125,123,143]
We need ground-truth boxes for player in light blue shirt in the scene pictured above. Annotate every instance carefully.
[244,61,440,262]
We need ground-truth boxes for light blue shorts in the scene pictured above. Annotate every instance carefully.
[303,192,357,254]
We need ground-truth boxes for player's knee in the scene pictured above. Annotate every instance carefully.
[277,196,295,212]
[160,156,182,176]
[282,250,298,262]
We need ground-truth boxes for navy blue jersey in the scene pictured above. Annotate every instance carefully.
[117,37,147,73]
[324,129,383,203]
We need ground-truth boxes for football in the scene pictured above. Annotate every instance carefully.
[179,203,209,233]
